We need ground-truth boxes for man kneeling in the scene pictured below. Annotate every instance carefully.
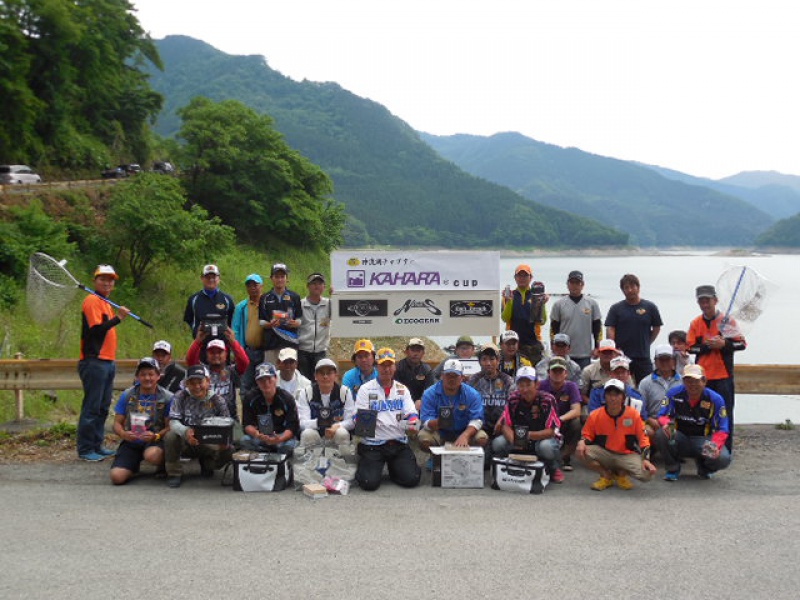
[577,379,656,491]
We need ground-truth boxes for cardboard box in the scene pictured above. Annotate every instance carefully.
[430,445,485,488]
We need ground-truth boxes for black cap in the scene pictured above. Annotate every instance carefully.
[306,273,325,285]
[696,285,717,299]
[568,270,584,282]
[185,365,209,380]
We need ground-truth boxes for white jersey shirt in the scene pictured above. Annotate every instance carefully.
[347,378,418,445]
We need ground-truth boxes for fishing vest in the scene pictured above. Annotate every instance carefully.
[309,382,345,424]
[123,385,170,432]
[674,390,715,437]
[510,288,545,346]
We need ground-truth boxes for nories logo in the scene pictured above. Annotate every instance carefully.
[347,258,361,266]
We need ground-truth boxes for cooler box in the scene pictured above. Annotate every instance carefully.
[430,445,484,488]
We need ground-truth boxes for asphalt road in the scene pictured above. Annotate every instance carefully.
[2,451,799,600]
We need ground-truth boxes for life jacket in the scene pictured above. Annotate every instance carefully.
[510,288,545,346]
[123,385,170,432]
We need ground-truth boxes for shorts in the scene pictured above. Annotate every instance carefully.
[111,440,163,473]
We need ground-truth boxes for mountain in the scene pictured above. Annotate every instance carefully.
[755,213,800,247]
[422,131,775,247]
[642,165,800,220]
[146,36,626,248]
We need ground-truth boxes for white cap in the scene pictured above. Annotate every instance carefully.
[683,364,705,380]
[442,359,463,375]
[152,340,171,354]
[604,378,626,393]
[515,366,538,382]
[314,358,338,372]
[202,264,220,276]
[206,339,226,351]
[278,347,298,362]
[598,339,619,353]
[500,330,519,343]
[93,264,118,280]
[654,344,674,359]
[610,356,631,371]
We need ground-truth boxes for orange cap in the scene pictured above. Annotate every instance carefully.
[514,264,532,276]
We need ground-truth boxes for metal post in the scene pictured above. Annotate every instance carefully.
[14,352,24,421]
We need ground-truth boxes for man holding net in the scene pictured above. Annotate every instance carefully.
[77,265,130,461]
[687,285,746,453]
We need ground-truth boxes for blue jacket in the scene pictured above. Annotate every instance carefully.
[420,380,484,438]
[231,299,249,347]
[588,384,647,419]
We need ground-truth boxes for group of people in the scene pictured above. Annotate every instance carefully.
[77,261,745,492]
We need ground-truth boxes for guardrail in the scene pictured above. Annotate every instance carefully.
[0,178,118,196]
[1,357,798,421]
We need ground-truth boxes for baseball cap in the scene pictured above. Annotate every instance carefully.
[255,363,278,380]
[500,330,519,343]
[314,358,338,372]
[93,264,118,280]
[598,339,620,354]
[306,273,325,284]
[515,366,538,382]
[186,365,210,380]
[278,347,298,362]
[442,358,463,375]
[568,270,584,282]
[683,364,705,380]
[604,378,626,393]
[515,264,532,276]
[376,348,396,364]
[271,263,289,276]
[479,343,500,358]
[352,339,375,357]
[206,339,226,352]
[136,356,160,373]
[152,340,171,354]
[244,273,263,285]
[548,357,568,371]
[654,344,674,359]
[696,285,717,299]
[610,356,631,371]
[553,333,571,346]
[455,335,474,348]
[407,337,425,349]
[202,264,220,276]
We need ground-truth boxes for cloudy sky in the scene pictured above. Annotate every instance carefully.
[132,0,798,180]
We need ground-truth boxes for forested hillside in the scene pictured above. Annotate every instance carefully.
[147,36,627,249]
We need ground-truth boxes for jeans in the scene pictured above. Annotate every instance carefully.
[492,435,561,472]
[629,357,654,386]
[653,429,732,474]
[239,434,298,455]
[707,378,735,453]
[77,358,116,456]
[573,356,592,370]
[298,350,327,381]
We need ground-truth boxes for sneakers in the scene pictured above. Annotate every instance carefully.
[97,447,116,457]
[696,465,714,480]
[561,456,573,472]
[591,476,614,491]
[551,468,565,484]
[167,476,182,488]
[664,470,680,482]
[615,474,634,490]
[78,452,105,462]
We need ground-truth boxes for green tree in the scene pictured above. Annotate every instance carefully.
[177,97,344,251]
[105,172,235,287]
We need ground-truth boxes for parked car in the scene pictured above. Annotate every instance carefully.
[101,164,142,179]
[151,161,175,175]
[0,165,42,185]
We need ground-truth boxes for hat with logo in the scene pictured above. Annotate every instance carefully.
[654,344,674,359]
[136,356,160,373]
[186,365,210,380]
[93,264,118,280]
[255,363,278,380]
[244,273,263,285]
[610,355,631,371]
[500,330,520,343]
[271,263,289,276]
[455,335,475,348]
[479,343,500,358]
[598,339,620,354]
[407,337,425,349]
[696,285,717,299]
[376,347,396,364]
[515,264,532,276]
[306,272,325,284]
[352,339,375,358]
[548,356,568,371]
[206,339,226,352]
[314,358,338,372]
[683,364,706,380]
[568,270,584,282]
[442,358,463,375]
[553,333,571,346]
[152,340,171,354]
[278,347,298,362]
[202,264,219,276]
[604,378,626,393]
[515,366,538,382]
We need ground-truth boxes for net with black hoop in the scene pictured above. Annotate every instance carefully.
[27,252,80,323]
[715,265,775,337]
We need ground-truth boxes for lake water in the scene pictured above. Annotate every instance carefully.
[434,251,800,424]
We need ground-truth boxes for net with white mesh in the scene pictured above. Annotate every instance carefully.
[715,265,774,337]
[26,252,80,323]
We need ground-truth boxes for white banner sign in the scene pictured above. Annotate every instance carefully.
[331,291,500,337]
[331,250,500,292]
